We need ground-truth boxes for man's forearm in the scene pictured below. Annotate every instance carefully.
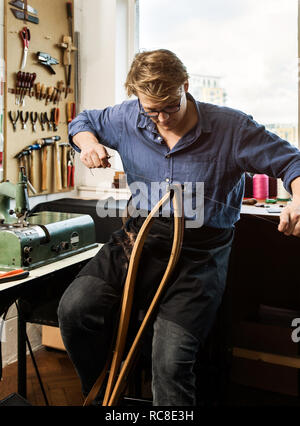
[291,176,300,201]
[72,131,99,150]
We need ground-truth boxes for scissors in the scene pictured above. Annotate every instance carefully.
[20,27,30,70]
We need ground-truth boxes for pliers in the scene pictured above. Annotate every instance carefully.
[67,148,75,187]
[9,110,20,131]
[30,111,38,132]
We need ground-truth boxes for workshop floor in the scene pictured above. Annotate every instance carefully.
[0,347,300,406]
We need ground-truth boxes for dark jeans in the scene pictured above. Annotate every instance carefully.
[57,216,234,405]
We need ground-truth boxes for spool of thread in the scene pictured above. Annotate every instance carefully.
[253,174,269,201]
[277,179,291,201]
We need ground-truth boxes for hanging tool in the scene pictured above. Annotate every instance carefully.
[20,111,29,130]
[39,112,46,131]
[10,7,39,24]
[67,148,75,187]
[66,2,73,37]
[38,136,60,192]
[54,140,62,191]
[35,82,40,100]
[67,102,76,123]
[51,108,60,131]
[20,26,30,70]
[26,144,41,190]
[30,112,38,132]
[8,110,19,132]
[15,71,23,105]
[54,81,64,104]
[46,87,54,105]
[57,36,77,98]
[40,83,46,101]
[9,0,38,15]
[37,52,59,75]
[60,143,69,188]
[44,112,51,131]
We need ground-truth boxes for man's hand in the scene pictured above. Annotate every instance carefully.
[278,200,300,237]
[73,131,111,169]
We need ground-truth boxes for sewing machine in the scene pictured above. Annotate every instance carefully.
[0,168,98,270]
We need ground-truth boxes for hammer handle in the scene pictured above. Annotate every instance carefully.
[41,146,48,191]
[62,145,68,188]
[54,141,62,191]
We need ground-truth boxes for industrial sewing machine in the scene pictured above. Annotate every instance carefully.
[0,168,98,270]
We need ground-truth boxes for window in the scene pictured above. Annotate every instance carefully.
[138,0,298,145]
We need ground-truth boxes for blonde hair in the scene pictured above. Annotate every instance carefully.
[125,49,189,102]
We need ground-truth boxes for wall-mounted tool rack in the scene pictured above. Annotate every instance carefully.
[3,0,76,195]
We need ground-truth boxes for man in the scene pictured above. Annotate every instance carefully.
[58,49,300,406]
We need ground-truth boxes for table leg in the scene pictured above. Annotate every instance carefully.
[17,313,27,398]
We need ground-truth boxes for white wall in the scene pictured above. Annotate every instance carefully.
[74,0,137,190]
[1,0,137,368]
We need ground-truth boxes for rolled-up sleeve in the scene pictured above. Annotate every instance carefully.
[235,116,300,193]
[68,103,124,152]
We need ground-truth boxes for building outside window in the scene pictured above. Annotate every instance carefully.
[137,0,298,145]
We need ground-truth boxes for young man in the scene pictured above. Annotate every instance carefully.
[58,49,300,406]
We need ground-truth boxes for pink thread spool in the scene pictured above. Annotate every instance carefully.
[253,174,269,201]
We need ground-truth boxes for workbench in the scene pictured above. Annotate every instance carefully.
[0,244,101,399]
[1,199,299,404]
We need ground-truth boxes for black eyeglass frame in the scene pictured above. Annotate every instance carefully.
[139,96,183,118]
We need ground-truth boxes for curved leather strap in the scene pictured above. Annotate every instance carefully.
[83,184,184,406]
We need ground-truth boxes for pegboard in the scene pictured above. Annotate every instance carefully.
[3,0,76,195]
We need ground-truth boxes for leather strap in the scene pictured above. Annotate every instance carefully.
[83,184,184,406]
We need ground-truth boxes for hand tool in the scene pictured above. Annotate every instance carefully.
[40,83,46,101]
[67,102,76,123]
[15,71,23,105]
[66,2,73,37]
[26,144,41,190]
[9,0,38,16]
[54,81,64,104]
[67,148,75,187]
[83,184,184,406]
[51,108,60,131]
[8,110,19,132]
[30,112,38,132]
[10,7,39,24]
[19,72,30,105]
[20,26,30,70]
[44,112,51,131]
[57,36,77,98]
[35,82,41,100]
[54,140,62,191]
[59,143,69,188]
[45,87,54,105]
[38,137,60,191]
[37,52,59,75]
[39,112,45,131]
[0,269,29,284]
[20,111,29,129]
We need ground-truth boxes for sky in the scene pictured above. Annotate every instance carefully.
[138,0,298,125]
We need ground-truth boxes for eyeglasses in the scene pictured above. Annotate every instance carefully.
[139,97,182,118]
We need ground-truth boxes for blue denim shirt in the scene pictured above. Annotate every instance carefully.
[69,93,300,228]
